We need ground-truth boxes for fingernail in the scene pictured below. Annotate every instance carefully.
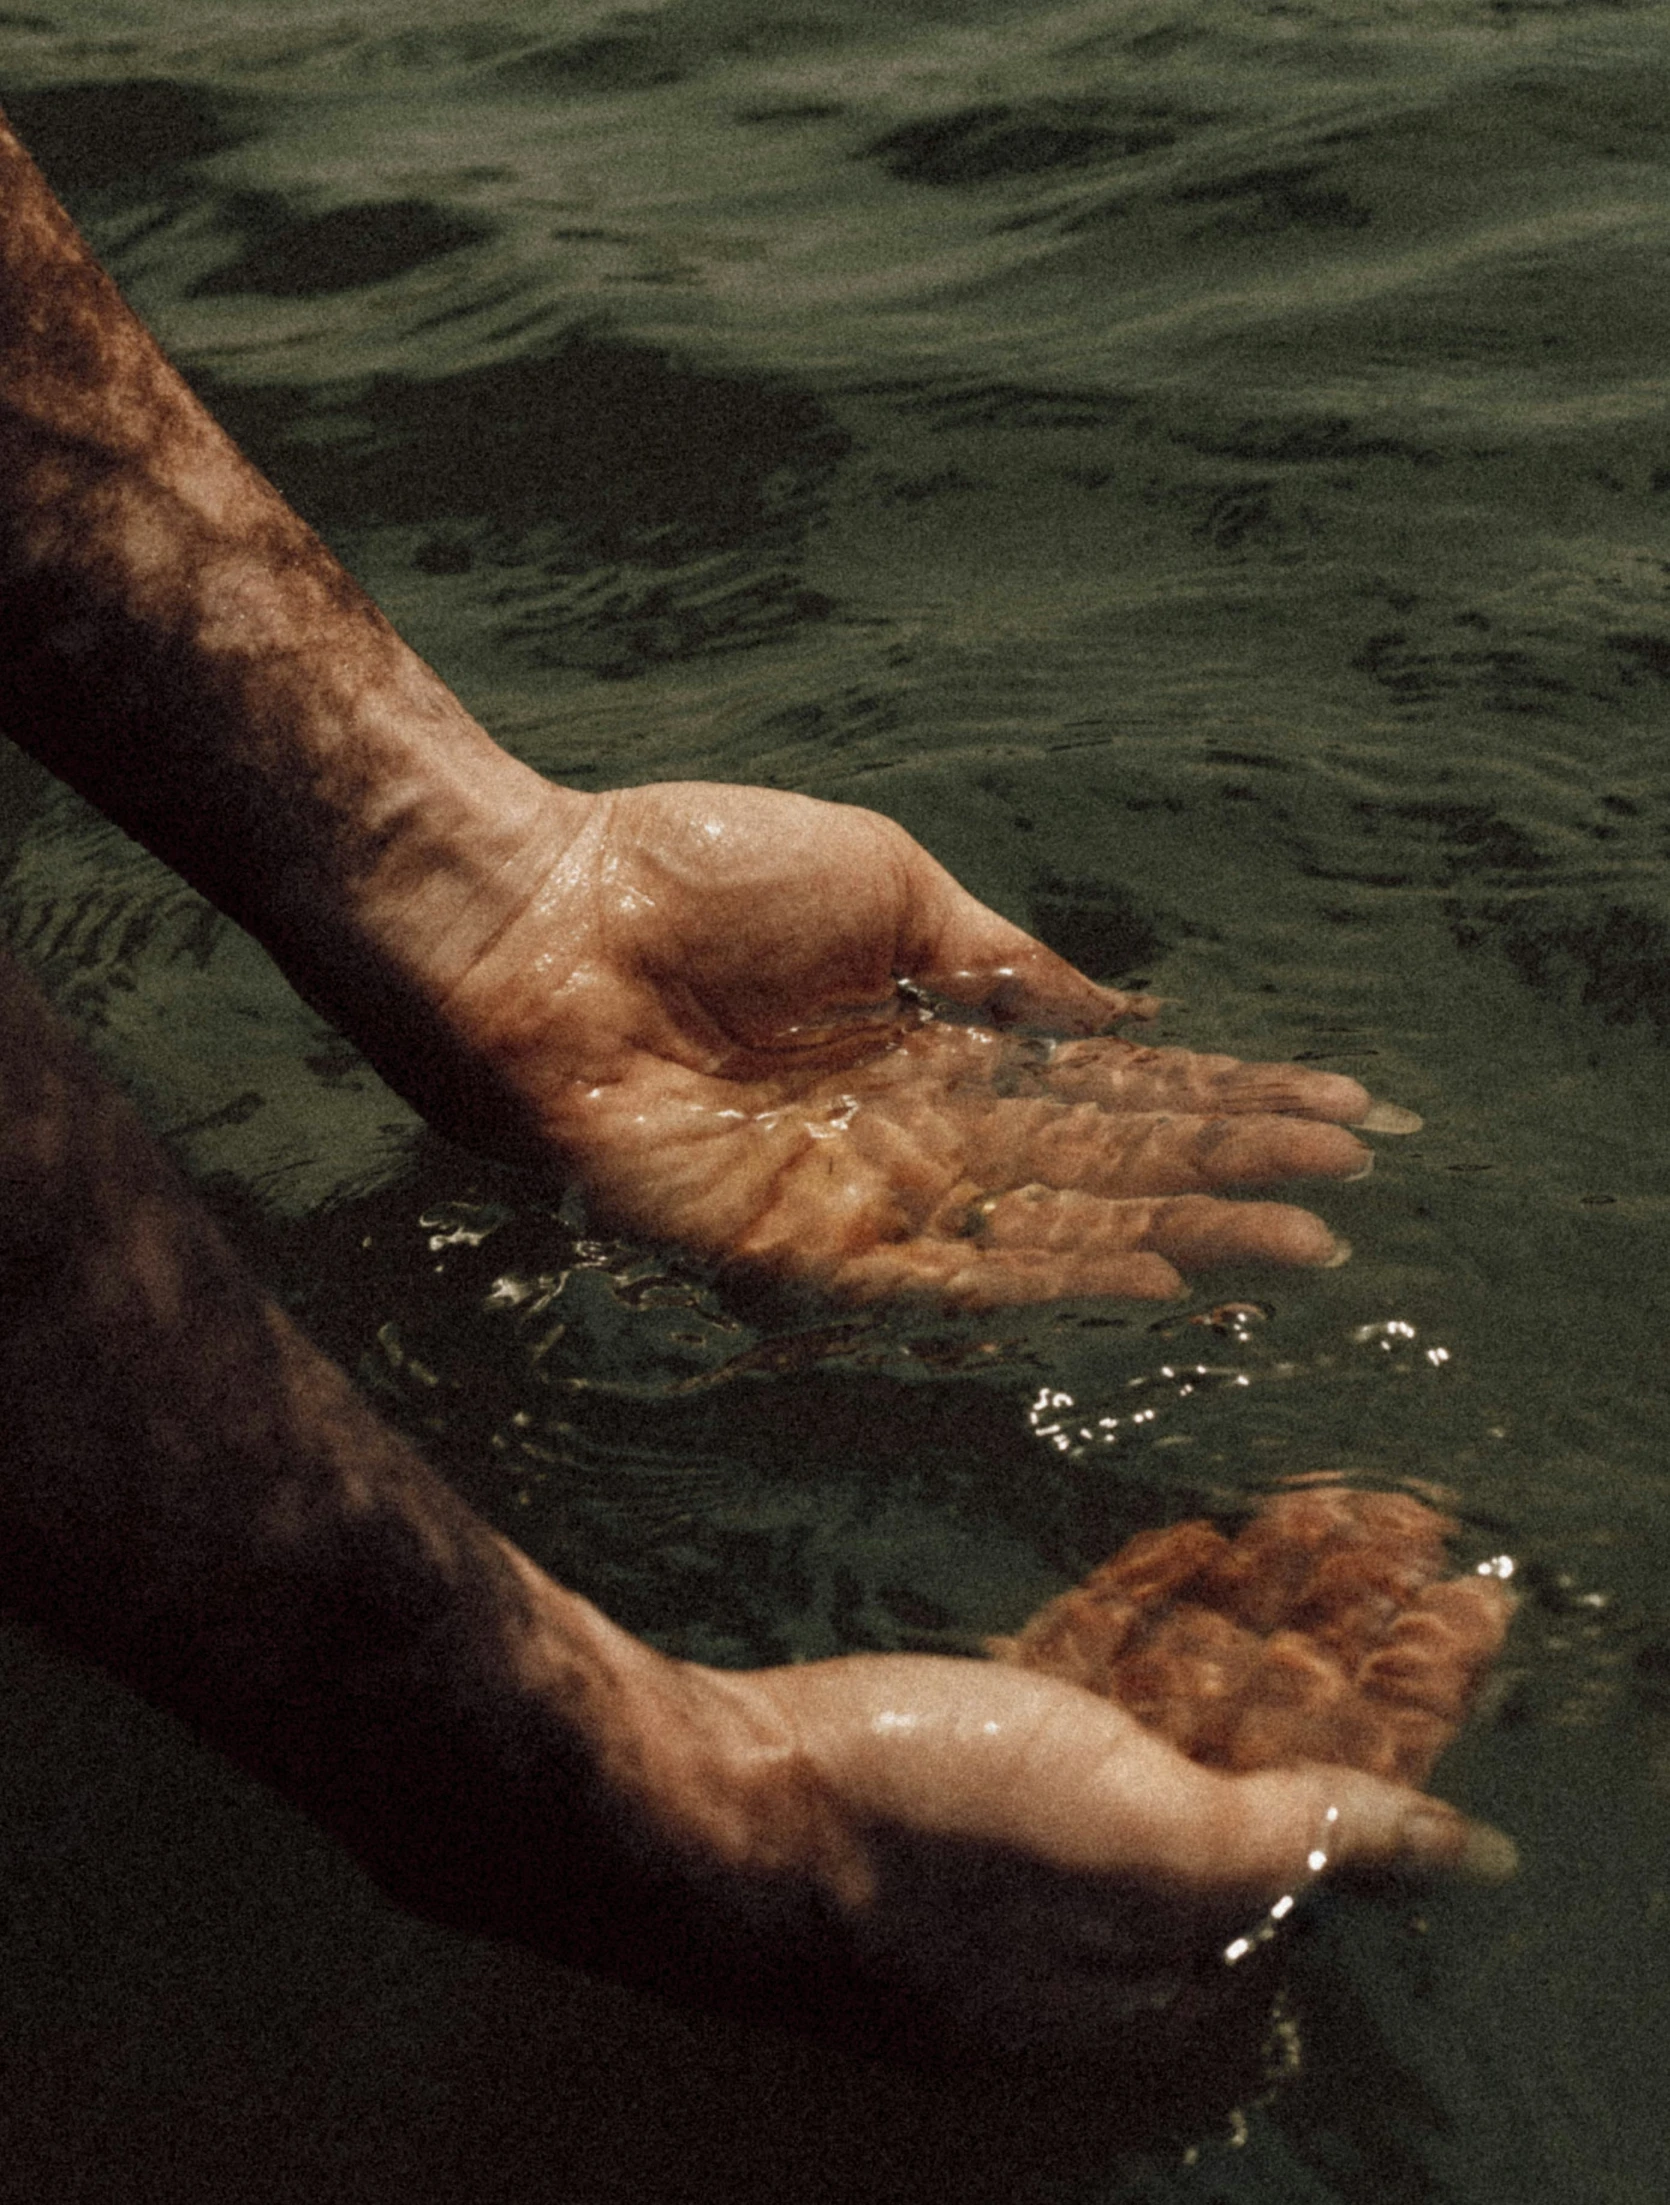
[1360,1101,1423,1135]
[1401,1809,1519,1885]
[1320,1234,1353,1268]
[1341,1151,1375,1184]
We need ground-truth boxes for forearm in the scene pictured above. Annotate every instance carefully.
[0,952,839,1989]
[0,112,583,1054]
[0,962,1500,2064]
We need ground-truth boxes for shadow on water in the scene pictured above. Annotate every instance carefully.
[863,98,1195,187]
[1027,869,1173,983]
[3,77,262,198]
[185,192,497,298]
[194,336,849,555]
[192,337,849,676]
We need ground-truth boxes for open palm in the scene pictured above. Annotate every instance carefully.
[435,782,1403,1305]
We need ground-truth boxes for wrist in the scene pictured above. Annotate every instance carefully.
[409,1566,887,2026]
[232,695,595,1116]
[505,1572,872,1936]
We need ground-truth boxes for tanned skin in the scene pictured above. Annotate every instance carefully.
[0,112,1412,1305]
[0,957,1508,2061]
[0,112,1504,2064]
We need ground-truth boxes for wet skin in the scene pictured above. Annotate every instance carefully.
[0,106,1500,2068]
[0,951,1506,2065]
[0,111,1404,1306]
[424,776,1415,1305]
[995,1485,1514,1786]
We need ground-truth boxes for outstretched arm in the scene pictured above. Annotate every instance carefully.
[0,952,1501,2064]
[0,107,577,1111]
[0,107,1408,1304]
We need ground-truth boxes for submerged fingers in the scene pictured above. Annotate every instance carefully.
[823,1188,1344,1307]
[892,1020,1416,1134]
[1041,1037,1393,1128]
[591,1015,1395,1305]
[625,1069,1364,1306]
[826,1237,1187,1308]
[960,1096,1373,1198]
[975,1186,1346,1272]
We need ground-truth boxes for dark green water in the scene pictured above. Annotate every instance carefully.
[2,4,1669,2199]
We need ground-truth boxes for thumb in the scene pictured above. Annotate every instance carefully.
[1196,1762,1519,1908]
[898,852,1156,1034]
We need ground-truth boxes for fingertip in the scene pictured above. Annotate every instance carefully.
[1283,1069,1374,1124]
[1292,1123,1374,1183]
[1308,1775,1517,1890]
[1393,1807,1518,1887]
[1285,1210,1352,1268]
[1144,1199,1349,1273]
[1359,1100,1425,1135]
[1454,1821,1520,1885]
[1120,1252,1188,1301]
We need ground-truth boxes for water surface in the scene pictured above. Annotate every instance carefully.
[2,5,1668,2200]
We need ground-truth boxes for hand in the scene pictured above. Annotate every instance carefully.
[398,779,1409,1305]
[0,113,1398,1310]
[0,951,1502,2079]
[589,1648,1512,2068]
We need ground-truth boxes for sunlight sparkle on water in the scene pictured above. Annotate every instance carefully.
[1354,1319,1417,1349]
[1027,1363,1253,1457]
[1222,1811,1339,1966]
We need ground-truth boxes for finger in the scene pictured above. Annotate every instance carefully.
[1045,1037,1379,1125]
[975,1185,1348,1273]
[780,1655,1513,1897]
[826,1236,1185,1308]
[1193,1764,1518,1902]
[896,857,1151,1034]
[822,1186,1345,1307]
[958,1096,1372,1197]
